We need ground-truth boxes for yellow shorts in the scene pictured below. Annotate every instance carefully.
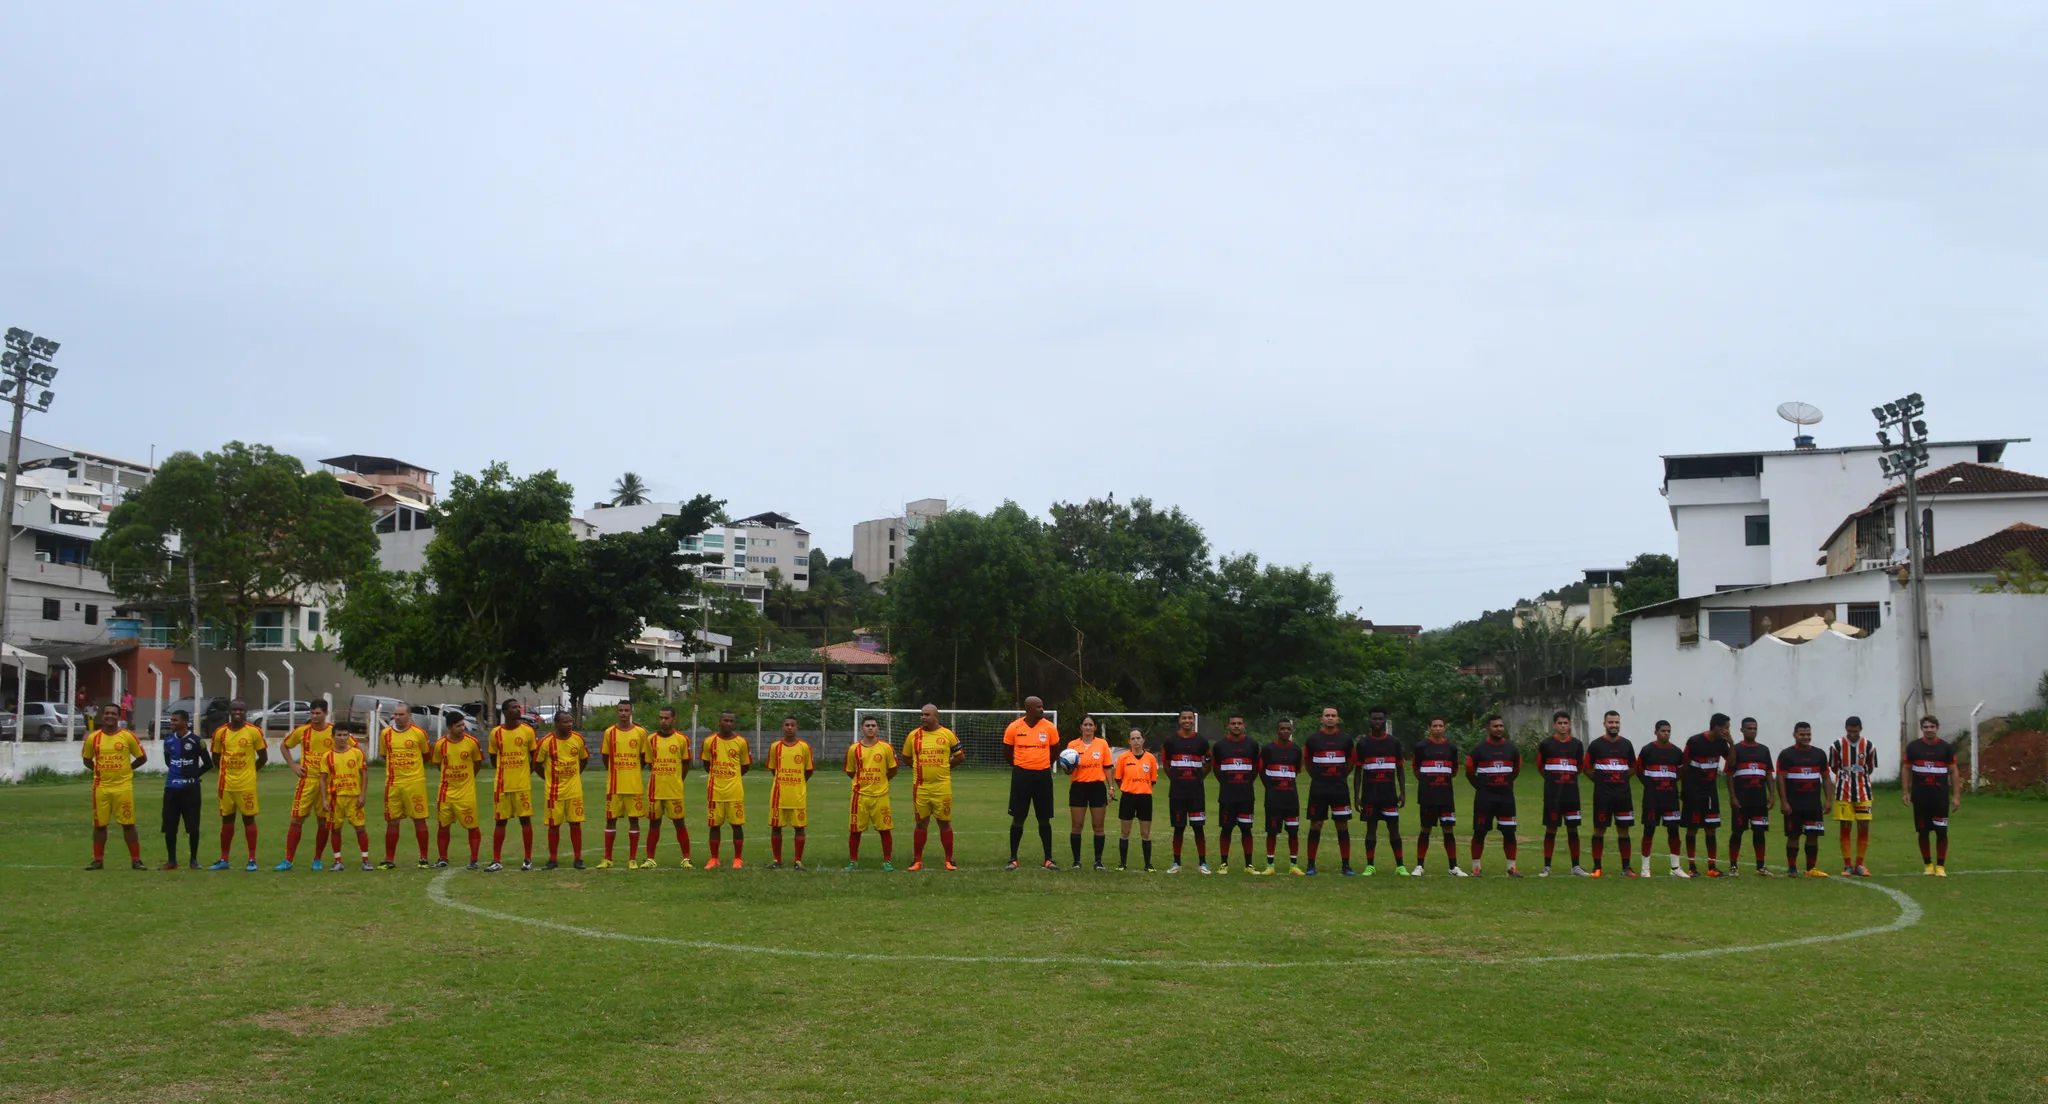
[1834,800,1873,822]
[218,785,259,818]
[850,794,894,833]
[493,787,533,820]
[92,782,135,828]
[708,799,745,827]
[606,792,645,819]
[647,797,686,820]
[290,773,325,818]
[384,781,429,820]
[437,792,479,830]
[769,805,807,828]
[329,794,366,827]
[546,794,585,826]
[912,788,952,822]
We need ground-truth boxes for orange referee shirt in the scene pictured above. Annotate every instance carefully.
[1113,750,1158,794]
[1066,737,1112,783]
[1003,717,1060,771]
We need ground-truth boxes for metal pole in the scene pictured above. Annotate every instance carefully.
[8,657,18,743]
[0,367,28,656]
[62,657,76,740]
[106,658,124,723]
[257,671,270,733]
[225,669,238,704]
[1969,701,1985,792]
[147,663,163,741]
[281,659,294,737]
[754,626,763,758]
[193,669,205,739]
[1902,458,1935,729]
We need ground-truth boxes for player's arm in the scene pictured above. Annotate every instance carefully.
[1462,753,1477,786]
[1395,746,1407,806]
[843,745,857,778]
[949,738,965,767]
[283,732,304,777]
[129,734,147,771]
[678,737,692,779]
[255,738,269,769]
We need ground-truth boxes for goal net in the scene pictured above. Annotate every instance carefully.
[854,708,1059,769]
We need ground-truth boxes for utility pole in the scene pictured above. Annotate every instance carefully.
[1873,393,1935,737]
[0,328,61,653]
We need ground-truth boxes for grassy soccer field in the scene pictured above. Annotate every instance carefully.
[3,763,2045,1104]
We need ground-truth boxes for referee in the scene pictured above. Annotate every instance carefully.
[1002,696,1060,870]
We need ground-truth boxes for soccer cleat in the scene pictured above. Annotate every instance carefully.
[1144,865,1155,873]
[1470,862,1482,877]
[1167,863,1183,874]
[1505,867,1524,878]
[466,861,480,871]
[1538,867,1551,878]
[188,860,202,869]
[1587,868,1602,878]
[274,860,293,872]
[432,860,450,869]
[208,860,231,871]
[1216,863,1228,875]
[361,860,375,871]
[485,862,503,873]
[1934,865,1947,877]
[1043,860,1058,871]
[731,858,744,869]
[1570,865,1589,877]
[572,859,586,870]
[1341,867,1359,877]
[543,860,559,871]
[942,861,956,871]
[244,860,259,872]
[1303,865,1317,876]
[881,862,893,872]
[1806,868,1829,878]
[595,859,615,869]
[1842,866,1856,878]
[1198,863,1213,875]
[1705,867,1722,878]
[131,859,147,870]
[85,860,103,870]
[703,858,721,870]
[1396,864,1411,876]
[1624,868,1639,878]
[1411,865,1426,877]
[1854,864,1871,878]
[1095,862,1106,871]
[1754,866,1773,877]
[1005,860,1019,871]
[795,862,809,872]
[1362,865,1376,877]
[311,860,324,871]
[417,860,430,870]
[1670,868,1691,879]
[1923,863,1935,876]
[158,860,180,871]
[845,862,860,872]
[1254,866,1273,876]
[1072,861,1083,870]
[768,861,784,871]
[1723,866,1739,878]
[1450,866,1469,877]
[1117,864,1128,872]
[678,857,694,870]
[334,861,346,872]
[1289,864,1306,877]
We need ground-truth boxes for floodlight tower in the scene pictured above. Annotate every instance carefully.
[1873,393,1934,724]
[0,327,61,652]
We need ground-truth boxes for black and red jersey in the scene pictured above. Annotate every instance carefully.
[1161,734,1211,788]
[1776,744,1829,808]
[1412,739,1458,798]
[1537,736,1585,795]
[1466,739,1519,789]
[1212,737,1260,799]
[1355,732,1403,786]
[1637,741,1685,797]
[1304,731,1354,788]
[1904,737,1957,802]
[1683,732,1732,789]
[1586,735,1636,792]
[1259,742,1302,793]
[1730,740,1773,800]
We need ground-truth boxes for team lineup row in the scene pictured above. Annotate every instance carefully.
[75,698,1966,880]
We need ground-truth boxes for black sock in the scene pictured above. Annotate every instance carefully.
[1009,823,1023,861]
[1141,839,1152,867]
[1070,832,1082,863]
[1094,834,1105,863]
[1119,837,1129,865]
[1038,820,1052,861]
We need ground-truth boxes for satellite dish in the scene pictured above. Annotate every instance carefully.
[1776,401,1823,427]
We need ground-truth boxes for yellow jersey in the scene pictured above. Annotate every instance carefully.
[435,732,484,787]
[85,728,143,786]
[382,724,431,787]
[285,723,339,775]
[847,739,898,799]
[325,746,367,797]
[211,724,267,789]
[540,732,589,802]
[489,723,537,791]
[767,738,814,808]
[646,730,691,800]
[700,733,751,803]
[902,726,960,792]
[602,724,647,796]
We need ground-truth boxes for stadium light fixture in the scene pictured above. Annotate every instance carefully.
[0,326,62,655]
[1872,391,1937,731]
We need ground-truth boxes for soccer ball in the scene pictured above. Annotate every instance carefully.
[1056,748,1081,774]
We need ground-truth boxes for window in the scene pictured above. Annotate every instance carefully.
[889,527,897,540]
[41,598,59,620]
[1706,609,1752,647]
[1855,511,1895,561]
[84,604,98,625]
[1846,604,1881,634]
[733,536,747,548]
[307,609,322,633]
[733,554,747,567]
[398,509,412,531]
[1744,515,1770,546]
[754,555,777,565]
[797,540,807,550]
[701,534,724,548]
[375,512,397,533]
[792,573,807,582]
[888,544,896,560]
[253,610,286,648]
[1922,508,1935,557]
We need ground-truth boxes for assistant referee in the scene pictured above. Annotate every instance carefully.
[1003,696,1060,870]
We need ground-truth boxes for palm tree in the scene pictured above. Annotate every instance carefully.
[609,472,650,507]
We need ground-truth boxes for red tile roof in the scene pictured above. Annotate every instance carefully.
[1822,463,2048,549]
[1924,523,2048,575]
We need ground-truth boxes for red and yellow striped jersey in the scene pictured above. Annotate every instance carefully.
[700,733,751,803]
[847,739,897,799]
[902,726,959,792]
[539,732,589,802]
[85,728,142,786]
[489,724,537,791]
[602,725,647,796]
[212,724,267,789]
[382,725,431,787]
[284,723,339,775]
[768,738,813,808]
[646,731,690,800]
[325,746,367,797]
[434,732,484,786]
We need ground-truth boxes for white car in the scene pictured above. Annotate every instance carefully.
[249,700,319,731]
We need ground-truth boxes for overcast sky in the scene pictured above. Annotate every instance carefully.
[5,4,2043,627]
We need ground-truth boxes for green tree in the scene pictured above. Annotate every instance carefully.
[97,442,377,685]
[543,496,720,714]
[886,502,1055,706]
[1612,552,1678,618]
[609,472,651,507]
[1978,549,2048,594]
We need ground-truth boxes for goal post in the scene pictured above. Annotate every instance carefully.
[854,708,1058,769]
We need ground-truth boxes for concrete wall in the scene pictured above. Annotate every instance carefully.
[1675,501,1771,597]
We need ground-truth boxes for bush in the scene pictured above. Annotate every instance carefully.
[12,765,73,786]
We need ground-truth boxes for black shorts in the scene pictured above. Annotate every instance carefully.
[1731,800,1771,830]
[1472,788,1517,830]
[1359,783,1401,821]
[1542,787,1582,828]
[1592,788,1633,828]
[1643,792,1680,825]
[1118,792,1153,822]
[1417,798,1456,829]
[1217,796,1256,828]
[1008,767,1054,821]
[1067,780,1108,809]
[1681,788,1722,828]
[1306,784,1352,822]
[1786,807,1827,837]
[1168,792,1207,828]
[1912,796,1952,832]
[160,785,201,832]
[1263,792,1301,832]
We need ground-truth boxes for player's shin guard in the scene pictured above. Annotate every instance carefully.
[1336,825,1350,867]
[1501,827,1517,864]
[1307,826,1321,868]
[708,828,721,861]
[879,830,893,862]
[1389,828,1404,867]
[493,822,507,862]
[1037,820,1053,862]
[645,823,659,860]
[794,829,806,863]
[1365,820,1379,864]
[1171,823,1185,862]
[628,825,640,863]
[548,825,561,861]
[912,824,926,862]
[1936,826,1948,863]
[939,824,953,862]
[1120,837,1130,866]
[674,822,688,859]
[467,827,481,861]
[1095,833,1106,865]
[731,826,744,861]
[1070,832,1082,865]
[355,827,371,859]
[1566,826,1580,865]
[604,827,616,862]
[1266,832,1279,863]
[848,833,860,862]
[1618,831,1632,868]
[1543,829,1556,866]
[1750,826,1767,867]
[414,820,430,860]
[286,820,303,862]
[771,829,784,864]
[1918,830,1931,863]
[1193,825,1207,863]
[1591,833,1604,869]
[1141,839,1153,868]
[437,826,451,862]
[569,822,583,858]
[1705,830,1718,865]
[1008,822,1023,862]
[244,820,259,861]
[1417,828,1431,865]
[221,818,236,862]
[384,821,401,863]
[1805,837,1820,869]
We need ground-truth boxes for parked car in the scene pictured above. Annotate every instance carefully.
[0,711,16,740]
[412,703,483,738]
[346,694,408,734]
[162,697,232,736]
[528,704,563,728]
[249,699,318,731]
[17,702,78,741]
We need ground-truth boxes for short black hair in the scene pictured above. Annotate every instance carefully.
[1552,710,1571,723]
[1227,712,1244,721]
[1845,715,1863,727]
[719,710,736,719]
[1740,716,1756,726]
[1368,705,1388,715]
[1427,714,1446,724]
[1794,721,1812,731]
[171,709,190,722]
[1654,719,1671,730]
[1482,713,1502,725]
[1710,712,1730,728]
[502,699,520,712]
[1603,710,1620,719]
[1920,715,1940,728]
[782,714,798,723]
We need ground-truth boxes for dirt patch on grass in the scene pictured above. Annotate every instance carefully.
[1982,730,2046,792]
[242,1003,392,1037]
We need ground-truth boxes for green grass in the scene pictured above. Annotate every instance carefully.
[4,765,2046,1103]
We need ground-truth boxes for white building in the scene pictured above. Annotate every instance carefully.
[1661,436,2023,598]
[852,498,946,584]
[583,503,810,612]
[0,434,153,648]
[325,454,438,576]
[1820,462,2048,578]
